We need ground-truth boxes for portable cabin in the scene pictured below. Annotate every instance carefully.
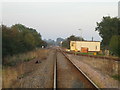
[70,41,100,52]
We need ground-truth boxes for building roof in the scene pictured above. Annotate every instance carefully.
[71,41,101,42]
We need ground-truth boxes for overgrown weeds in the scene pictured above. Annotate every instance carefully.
[2,48,49,88]
[3,48,48,67]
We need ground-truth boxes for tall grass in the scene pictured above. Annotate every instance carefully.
[3,48,49,67]
[2,48,49,88]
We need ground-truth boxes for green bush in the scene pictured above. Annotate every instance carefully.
[109,35,120,57]
[112,75,120,81]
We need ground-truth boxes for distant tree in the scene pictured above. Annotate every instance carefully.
[39,40,48,48]
[95,16,120,49]
[56,38,64,46]
[45,39,56,46]
[67,35,83,41]
[62,35,84,49]
[62,40,69,48]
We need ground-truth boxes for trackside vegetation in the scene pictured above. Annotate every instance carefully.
[95,16,120,57]
[2,24,47,58]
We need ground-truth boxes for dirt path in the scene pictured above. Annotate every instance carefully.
[57,51,95,88]
[13,49,55,88]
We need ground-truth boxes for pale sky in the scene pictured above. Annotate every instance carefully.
[1,0,119,41]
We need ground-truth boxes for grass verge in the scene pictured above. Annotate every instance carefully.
[112,75,120,82]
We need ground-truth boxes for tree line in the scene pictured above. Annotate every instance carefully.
[2,24,47,57]
[96,16,120,57]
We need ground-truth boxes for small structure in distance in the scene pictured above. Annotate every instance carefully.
[70,41,100,53]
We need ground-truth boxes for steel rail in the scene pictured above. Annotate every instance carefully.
[59,48,101,90]
[64,51,120,61]
[53,50,57,89]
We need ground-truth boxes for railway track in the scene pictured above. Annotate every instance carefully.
[54,50,57,89]
[64,50,120,61]
[54,48,100,89]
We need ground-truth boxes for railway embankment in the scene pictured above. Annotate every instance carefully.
[66,53,120,88]
[3,49,54,88]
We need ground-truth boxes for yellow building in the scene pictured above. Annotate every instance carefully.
[70,41,100,52]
